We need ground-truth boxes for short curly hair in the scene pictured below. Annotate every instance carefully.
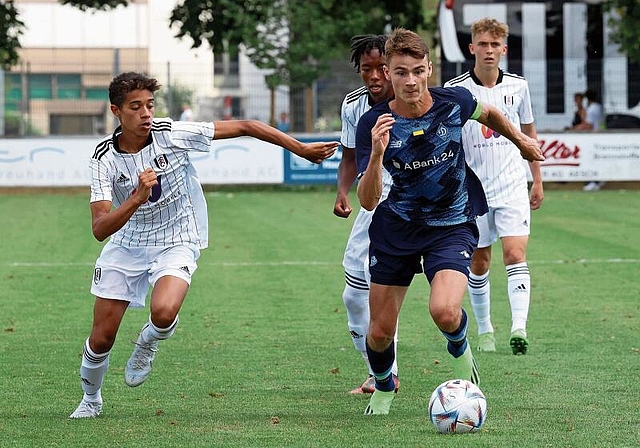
[108,72,161,107]
[470,17,509,40]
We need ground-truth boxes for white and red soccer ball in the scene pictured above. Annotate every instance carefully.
[428,379,487,434]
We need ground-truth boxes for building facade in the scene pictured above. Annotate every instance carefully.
[3,0,292,136]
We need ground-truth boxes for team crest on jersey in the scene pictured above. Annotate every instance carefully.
[154,154,168,170]
[436,124,448,139]
[504,95,514,107]
[93,268,101,284]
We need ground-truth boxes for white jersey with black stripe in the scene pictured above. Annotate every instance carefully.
[444,70,534,205]
[341,86,371,149]
[90,118,214,249]
[339,86,392,272]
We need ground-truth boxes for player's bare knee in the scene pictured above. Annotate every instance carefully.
[430,308,460,333]
[150,308,179,328]
[502,251,526,266]
[88,334,116,354]
[368,324,394,346]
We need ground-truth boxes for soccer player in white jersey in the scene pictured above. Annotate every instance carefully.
[333,35,398,394]
[444,18,544,355]
[69,72,338,418]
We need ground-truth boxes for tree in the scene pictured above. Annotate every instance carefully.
[47,0,429,129]
[170,0,427,88]
[603,0,640,63]
[156,83,194,120]
[0,0,25,69]
[59,0,127,11]
[168,0,427,129]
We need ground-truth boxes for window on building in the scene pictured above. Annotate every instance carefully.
[214,51,240,89]
[57,74,81,99]
[86,87,109,100]
[50,114,102,135]
[214,52,239,75]
[214,52,224,75]
[29,74,52,99]
[5,74,22,111]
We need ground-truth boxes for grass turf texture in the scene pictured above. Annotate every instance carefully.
[0,188,638,447]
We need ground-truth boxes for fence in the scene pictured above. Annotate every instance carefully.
[1,58,362,137]
[2,58,640,138]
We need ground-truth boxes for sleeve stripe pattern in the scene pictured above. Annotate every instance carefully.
[92,138,112,160]
[345,86,368,105]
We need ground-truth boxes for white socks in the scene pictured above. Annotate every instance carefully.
[343,273,398,376]
[506,262,530,333]
[80,338,109,401]
[468,271,493,335]
[140,314,179,343]
[468,263,531,335]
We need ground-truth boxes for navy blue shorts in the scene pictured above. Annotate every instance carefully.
[368,207,479,286]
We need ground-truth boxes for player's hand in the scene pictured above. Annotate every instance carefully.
[529,182,544,210]
[372,113,395,157]
[519,136,545,162]
[134,168,158,204]
[299,141,339,164]
[333,193,352,218]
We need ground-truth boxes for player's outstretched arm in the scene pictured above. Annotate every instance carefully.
[212,120,338,164]
[476,104,545,163]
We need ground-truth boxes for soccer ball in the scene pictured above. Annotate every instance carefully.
[428,379,487,434]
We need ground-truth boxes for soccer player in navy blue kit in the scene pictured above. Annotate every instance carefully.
[355,29,544,415]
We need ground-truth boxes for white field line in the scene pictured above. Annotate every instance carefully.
[5,258,640,268]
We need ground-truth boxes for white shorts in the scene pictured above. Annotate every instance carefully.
[342,207,375,272]
[477,197,531,248]
[91,241,200,308]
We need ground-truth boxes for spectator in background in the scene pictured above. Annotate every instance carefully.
[566,92,585,130]
[277,111,290,133]
[573,89,603,132]
[573,89,605,191]
[179,102,193,121]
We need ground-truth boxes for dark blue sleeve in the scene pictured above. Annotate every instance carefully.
[355,111,376,176]
[450,86,478,124]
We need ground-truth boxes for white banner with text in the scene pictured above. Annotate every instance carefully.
[0,136,285,187]
[1,132,639,187]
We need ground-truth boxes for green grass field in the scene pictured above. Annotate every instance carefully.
[0,188,639,447]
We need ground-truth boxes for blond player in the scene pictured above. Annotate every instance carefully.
[444,18,544,355]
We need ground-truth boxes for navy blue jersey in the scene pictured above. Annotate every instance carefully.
[356,86,487,226]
